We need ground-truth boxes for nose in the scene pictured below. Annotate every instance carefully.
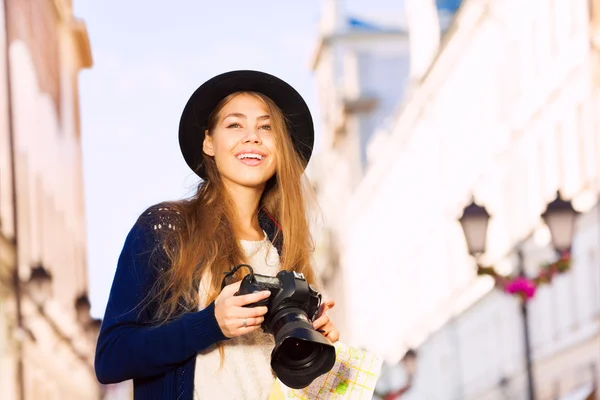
[242,129,262,144]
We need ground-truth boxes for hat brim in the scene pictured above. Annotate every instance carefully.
[178,70,315,179]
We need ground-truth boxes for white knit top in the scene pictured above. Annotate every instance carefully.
[193,232,281,400]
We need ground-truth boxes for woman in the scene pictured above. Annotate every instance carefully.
[94,70,340,399]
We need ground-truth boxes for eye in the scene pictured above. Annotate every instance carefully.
[259,124,271,131]
[227,123,241,129]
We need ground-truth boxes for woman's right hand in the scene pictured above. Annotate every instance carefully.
[214,281,271,338]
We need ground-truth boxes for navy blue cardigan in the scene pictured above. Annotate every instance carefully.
[94,204,282,399]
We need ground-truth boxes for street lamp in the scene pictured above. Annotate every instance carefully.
[541,192,579,254]
[458,199,490,256]
[459,193,578,256]
[458,193,578,400]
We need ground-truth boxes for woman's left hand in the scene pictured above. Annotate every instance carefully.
[312,299,340,343]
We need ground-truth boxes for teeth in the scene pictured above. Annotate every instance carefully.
[237,153,263,160]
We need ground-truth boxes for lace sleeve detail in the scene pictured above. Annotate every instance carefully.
[139,202,183,233]
[134,202,184,275]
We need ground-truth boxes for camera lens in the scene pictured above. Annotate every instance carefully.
[278,338,319,365]
[270,308,336,389]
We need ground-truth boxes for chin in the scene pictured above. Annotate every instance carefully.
[225,171,275,189]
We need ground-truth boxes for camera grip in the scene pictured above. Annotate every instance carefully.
[234,276,273,309]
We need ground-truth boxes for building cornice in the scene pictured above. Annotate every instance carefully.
[70,19,93,69]
[50,0,93,69]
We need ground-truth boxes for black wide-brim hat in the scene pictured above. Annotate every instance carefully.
[178,70,315,179]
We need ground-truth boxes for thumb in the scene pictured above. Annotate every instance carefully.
[222,280,242,295]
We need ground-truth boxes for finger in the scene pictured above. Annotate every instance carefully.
[240,316,264,328]
[316,299,335,319]
[326,329,339,343]
[316,326,330,337]
[226,280,242,291]
[220,280,241,297]
[224,315,262,334]
[234,306,269,319]
[231,290,271,307]
[313,314,330,330]
[237,324,262,335]
[323,299,335,310]
[315,320,332,335]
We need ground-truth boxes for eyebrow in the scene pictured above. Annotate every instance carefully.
[222,112,270,121]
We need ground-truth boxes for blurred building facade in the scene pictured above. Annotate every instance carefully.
[308,0,412,332]
[311,0,600,399]
[0,0,101,399]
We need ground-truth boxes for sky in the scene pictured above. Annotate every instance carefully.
[73,0,406,318]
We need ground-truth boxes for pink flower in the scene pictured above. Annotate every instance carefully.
[504,277,537,299]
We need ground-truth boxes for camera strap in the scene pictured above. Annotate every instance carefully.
[220,263,255,291]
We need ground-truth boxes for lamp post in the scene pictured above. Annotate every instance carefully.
[458,192,578,400]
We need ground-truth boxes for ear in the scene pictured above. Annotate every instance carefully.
[202,130,215,156]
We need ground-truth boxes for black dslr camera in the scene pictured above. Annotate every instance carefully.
[221,264,336,389]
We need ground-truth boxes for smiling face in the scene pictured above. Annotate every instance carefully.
[203,93,279,190]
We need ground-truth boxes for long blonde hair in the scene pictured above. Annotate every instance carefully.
[147,91,317,329]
